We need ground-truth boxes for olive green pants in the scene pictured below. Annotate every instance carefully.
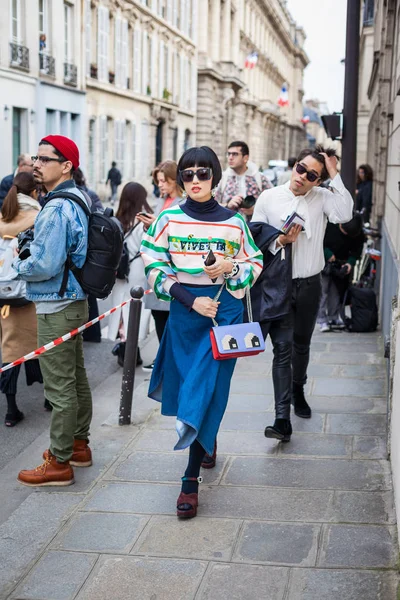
[38,300,92,463]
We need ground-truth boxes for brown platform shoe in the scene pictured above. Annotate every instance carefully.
[43,439,92,467]
[18,452,74,487]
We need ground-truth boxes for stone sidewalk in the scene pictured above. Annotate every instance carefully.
[0,329,399,599]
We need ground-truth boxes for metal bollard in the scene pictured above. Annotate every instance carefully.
[119,286,144,425]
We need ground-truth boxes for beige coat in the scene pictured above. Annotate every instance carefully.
[0,198,40,362]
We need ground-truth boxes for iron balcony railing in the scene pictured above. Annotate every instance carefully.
[39,52,56,77]
[64,62,77,86]
[9,43,29,71]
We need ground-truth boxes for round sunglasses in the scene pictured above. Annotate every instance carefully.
[180,168,213,183]
[295,163,321,183]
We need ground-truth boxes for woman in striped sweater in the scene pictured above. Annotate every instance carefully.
[141,146,262,519]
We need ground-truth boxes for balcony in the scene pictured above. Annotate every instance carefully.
[64,62,77,87]
[39,52,55,78]
[9,43,30,71]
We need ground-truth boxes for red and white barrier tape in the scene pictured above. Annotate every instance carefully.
[0,291,152,374]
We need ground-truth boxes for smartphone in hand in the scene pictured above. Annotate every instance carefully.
[204,249,218,283]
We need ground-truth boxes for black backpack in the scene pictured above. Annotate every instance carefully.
[57,192,124,299]
[343,285,378,332]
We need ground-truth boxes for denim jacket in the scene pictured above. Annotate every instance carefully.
[12,180,89,302]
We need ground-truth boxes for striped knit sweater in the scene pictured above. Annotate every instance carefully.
[141,202,263,301]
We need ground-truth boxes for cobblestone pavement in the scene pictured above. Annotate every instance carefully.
[0,330,398,599]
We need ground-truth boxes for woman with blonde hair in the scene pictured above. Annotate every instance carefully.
[0,172,43,426]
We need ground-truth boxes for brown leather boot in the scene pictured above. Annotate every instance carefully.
[18,452,74,487]
[70,439,92,467]
[43,439,92,467]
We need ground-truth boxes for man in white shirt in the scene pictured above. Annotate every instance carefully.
[252,145,353,431]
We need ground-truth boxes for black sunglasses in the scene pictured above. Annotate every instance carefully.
[296,163,320,183]
[180,168,213,183]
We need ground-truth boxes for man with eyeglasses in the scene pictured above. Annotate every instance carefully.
[215,141,272,217]
[12,135,93,487]
[251,145,353,440]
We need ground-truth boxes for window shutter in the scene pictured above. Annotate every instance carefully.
[191,60,197,111]
[191,0,197,43]
[121,19,128,89]
[151,0,158,12]
[151,34,157,98]
[85,0,91,76]
[158,40,164,98]
[98,6,109,82]
[100,115,108,181]
[179,53,184,107]
[133,27,141,92]
[167,0,172,22]
[165,44,170,92]
[142,30,148,94]
[172,0,178,28]
[141,120,149,177]
[180,0,186,34]
[115,14,122,87]
[131,121,137,178]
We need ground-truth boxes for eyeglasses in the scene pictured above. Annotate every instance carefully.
[180,168,213,183]
[295,163,321,183]
[227,152,241,158]
[31,156,65,166]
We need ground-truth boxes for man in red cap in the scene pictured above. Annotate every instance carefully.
[12,135,93,487]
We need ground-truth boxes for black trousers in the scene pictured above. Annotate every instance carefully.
[292,274,322,386]
[261,315,293,420]
[151,310,169,343]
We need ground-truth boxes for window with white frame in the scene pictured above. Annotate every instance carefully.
[97,5,109,82]
[39,0,49,49]
[99,115,108,181]
[64,2,73,62]
[133,26,141,92]
[85,0,91,76]
[10,0,22,42]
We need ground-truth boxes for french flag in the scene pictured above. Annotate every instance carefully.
[245,52,258,69]
[278,84,289,107]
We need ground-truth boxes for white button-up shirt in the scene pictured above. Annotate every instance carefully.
[252,175,354,279]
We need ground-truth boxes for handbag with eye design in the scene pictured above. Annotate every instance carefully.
[209,283,265,360]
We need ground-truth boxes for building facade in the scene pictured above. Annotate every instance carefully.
[197,0,308,169]
[362,0,400,535]
[0,0,86,175]
[85,0,197,196]
[357,0,375,166]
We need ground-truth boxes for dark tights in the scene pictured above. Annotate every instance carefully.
[181,439,206,495]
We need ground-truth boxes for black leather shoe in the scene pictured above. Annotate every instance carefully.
[264,419,292,443]
[292,383,312,418]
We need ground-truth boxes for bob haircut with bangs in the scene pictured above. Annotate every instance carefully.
[177,146,222,189]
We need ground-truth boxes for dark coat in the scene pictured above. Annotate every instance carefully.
[356,180,372,222]
[0,173,14,206]
[248,221,293,323]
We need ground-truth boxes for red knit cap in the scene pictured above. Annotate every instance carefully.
[41,135,80,169]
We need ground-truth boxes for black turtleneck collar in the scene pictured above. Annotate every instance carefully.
[181,197,236,222]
